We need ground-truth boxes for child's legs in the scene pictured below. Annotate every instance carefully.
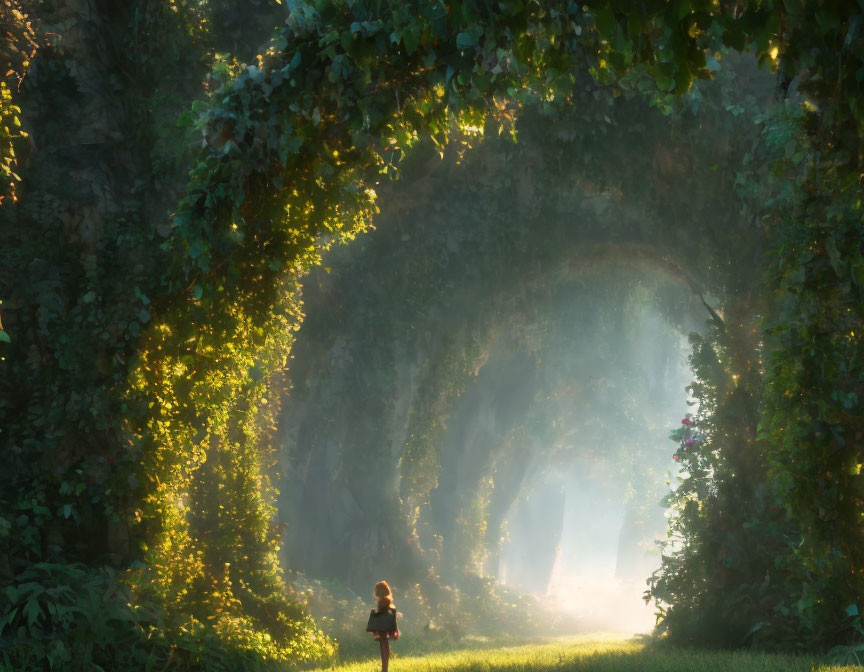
[379,637,390,672]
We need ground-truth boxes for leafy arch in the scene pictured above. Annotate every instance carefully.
[271,91,770,639]
[133,0,863,657]
[2,0,862,667]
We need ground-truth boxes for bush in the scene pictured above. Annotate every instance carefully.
[0,563,156,671]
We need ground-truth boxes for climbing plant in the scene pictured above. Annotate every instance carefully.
[271,62,782,645]
[1,0,863,668]
[0,0,333,668]
[0,0,36,206]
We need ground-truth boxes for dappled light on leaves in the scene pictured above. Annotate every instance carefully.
[0,0,862,670]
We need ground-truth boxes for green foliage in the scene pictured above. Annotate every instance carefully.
[2,0,864,666]
[758,111,864,650]
[649,71,864,649]
[0,0,332,668]
[0,563,154,671]
[645,96,796,648]
[649,319,797,648]
[0,0,35,206]
[275,51,779,609]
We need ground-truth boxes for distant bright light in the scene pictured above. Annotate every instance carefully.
[547,571,656,634]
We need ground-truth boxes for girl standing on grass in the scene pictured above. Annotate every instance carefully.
[367,580,398,672]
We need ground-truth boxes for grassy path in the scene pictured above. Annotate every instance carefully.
[320,635,857,672]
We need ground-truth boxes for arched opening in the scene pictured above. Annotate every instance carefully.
[275,82,767,639]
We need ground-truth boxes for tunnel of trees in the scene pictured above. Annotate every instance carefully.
[0,0,863,670]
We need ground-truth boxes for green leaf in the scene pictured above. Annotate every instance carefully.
[595,8,617,37]
[456,32,476,49]
[0,330,9,344]
[825,236,843,277]
[341,30,354,52]
[722,24,747,51]
[403,28,420,55]
[847,604,859,617]
[674,65,693,93]
[0,607,18,634]
[672,0,690,21]
[23,598,42,629]
[654,62,675,91]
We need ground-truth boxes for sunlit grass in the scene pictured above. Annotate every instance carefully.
[316,635,858,672]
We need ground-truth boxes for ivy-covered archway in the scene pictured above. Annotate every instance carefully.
[1,0,863,668]
[272,82,773,640]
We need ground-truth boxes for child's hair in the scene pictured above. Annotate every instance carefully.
[374,580,394,613]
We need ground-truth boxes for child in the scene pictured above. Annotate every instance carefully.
[369,581,398,672]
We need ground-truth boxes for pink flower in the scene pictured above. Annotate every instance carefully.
[681,417,694,427]
[684,438,695,447]
[672,454,680,462]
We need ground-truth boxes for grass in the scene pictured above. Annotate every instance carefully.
[316,635,860,672]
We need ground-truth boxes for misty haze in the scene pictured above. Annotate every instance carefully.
[2,3,861,672]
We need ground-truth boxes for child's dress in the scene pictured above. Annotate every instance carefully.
[370,607,398,640]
